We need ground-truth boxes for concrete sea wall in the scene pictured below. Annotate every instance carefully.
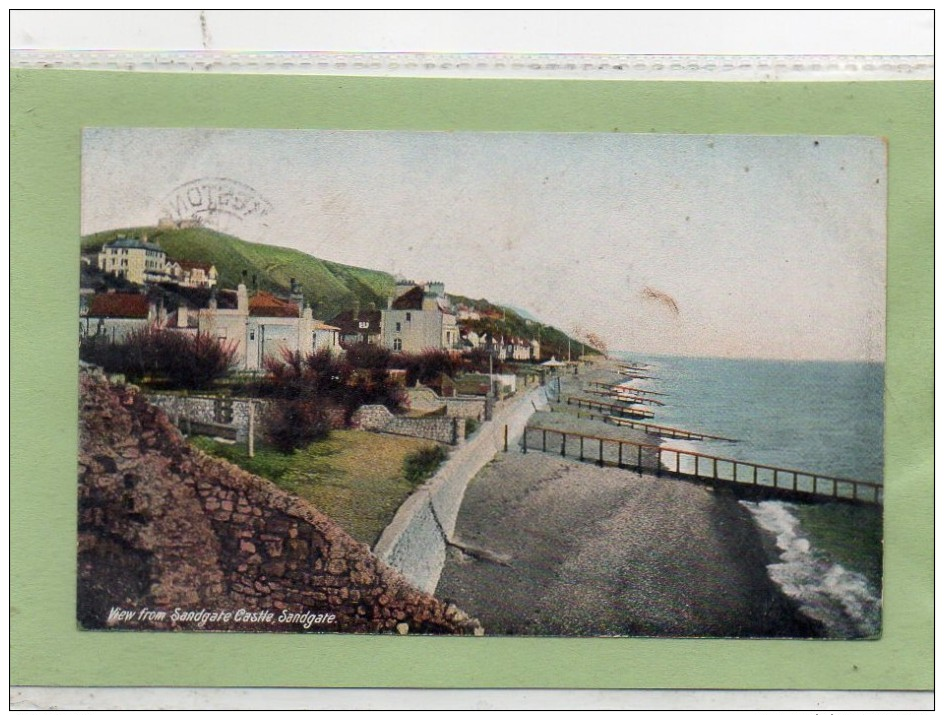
[373,386,548,593]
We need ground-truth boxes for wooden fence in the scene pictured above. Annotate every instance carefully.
[521,425,882,505]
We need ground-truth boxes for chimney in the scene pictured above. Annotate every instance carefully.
[352,299,360,320]
[289,278,304,316]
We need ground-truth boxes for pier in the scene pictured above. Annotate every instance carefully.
[521,425,882,505]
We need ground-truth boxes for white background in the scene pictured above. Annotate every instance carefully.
[8,9,935,713]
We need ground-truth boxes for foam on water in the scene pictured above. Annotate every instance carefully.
[741,500,881,638]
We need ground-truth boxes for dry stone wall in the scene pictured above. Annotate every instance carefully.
[145,394,267,444]
[352,404,464,445]
[78,370,480,634]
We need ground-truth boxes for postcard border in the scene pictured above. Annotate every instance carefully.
[10,70,932,689]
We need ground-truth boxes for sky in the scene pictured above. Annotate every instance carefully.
[82,129,886,361]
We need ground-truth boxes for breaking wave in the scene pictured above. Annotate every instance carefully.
[741,500,881,638]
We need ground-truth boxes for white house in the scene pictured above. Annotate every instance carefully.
[196,283,342,371]
[97,236,168,285]
[380,281,459,353]
[80,292,167,342]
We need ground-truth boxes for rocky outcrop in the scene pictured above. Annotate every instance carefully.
[77,370,480,634]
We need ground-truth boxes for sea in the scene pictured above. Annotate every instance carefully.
[612,352,884,638]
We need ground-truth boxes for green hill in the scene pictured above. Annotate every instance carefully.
[81,225,596,357]
[81,226,395,319]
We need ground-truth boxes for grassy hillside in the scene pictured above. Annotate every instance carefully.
[81,226,395,319]
[81,226,595,356]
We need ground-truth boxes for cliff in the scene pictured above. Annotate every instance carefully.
[77,369,480,634]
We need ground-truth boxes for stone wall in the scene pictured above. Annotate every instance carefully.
[373,386,548,593]
[441,397,486,421]
[145,394,267,444]
[352,404,464,445]
[78,370,480,634]
[406,386,486,422]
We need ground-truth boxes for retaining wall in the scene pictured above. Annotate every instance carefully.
[145,394,266,443]
[373,385,548,593]
[352,404,464,445]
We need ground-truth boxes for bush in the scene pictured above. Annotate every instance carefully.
[79,325,236,390]
[251,347,407,452]
[402,445,448,486]
[391,348,462,386]
[264,397,334,454]
[464,417,480,436]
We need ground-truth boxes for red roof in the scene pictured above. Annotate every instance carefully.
[87,293,150,319]
[249,291,299,317]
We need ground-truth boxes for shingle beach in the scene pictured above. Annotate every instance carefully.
[435,360,820,637]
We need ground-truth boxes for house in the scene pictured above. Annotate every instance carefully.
[530,338,541,361]
[329,306,383,347]
[379,281,459,353]
[174,259,218,289]
[458,328,484,351]
[197,281,342,371]
[97,235,168,285]
[506,337,532,362]
[455,304,481,321]
[80,292,166,342]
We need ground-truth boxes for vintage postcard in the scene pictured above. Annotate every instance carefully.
[77,128,885,639]
[10,64,932,693]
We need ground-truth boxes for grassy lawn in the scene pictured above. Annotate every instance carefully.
[189,431,444,546]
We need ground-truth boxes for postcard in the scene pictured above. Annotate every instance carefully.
[12,69,932,691]
[78,127,885,640]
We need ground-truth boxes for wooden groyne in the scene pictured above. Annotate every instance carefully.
[616,362,651,371]
[617,369,658,380]
[588,381,668,397]
[521,425,882,505]
[551,406,735,441]
[583,388,665,406]
[566,396,654,420]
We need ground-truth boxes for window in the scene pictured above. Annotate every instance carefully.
[393,338,402,351]
[249,330,255,340]
[358,321,369,329]
[405,312,412,322]
[395,322,402,332]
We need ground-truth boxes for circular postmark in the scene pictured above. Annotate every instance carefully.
[160,177,271,232]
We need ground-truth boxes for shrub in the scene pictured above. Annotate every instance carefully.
[264,397,334,454]
[251,346,407,452]
[464,417,480,436]
[391,349,462,386]
[79,325,236,390]
[402,445,448,486]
